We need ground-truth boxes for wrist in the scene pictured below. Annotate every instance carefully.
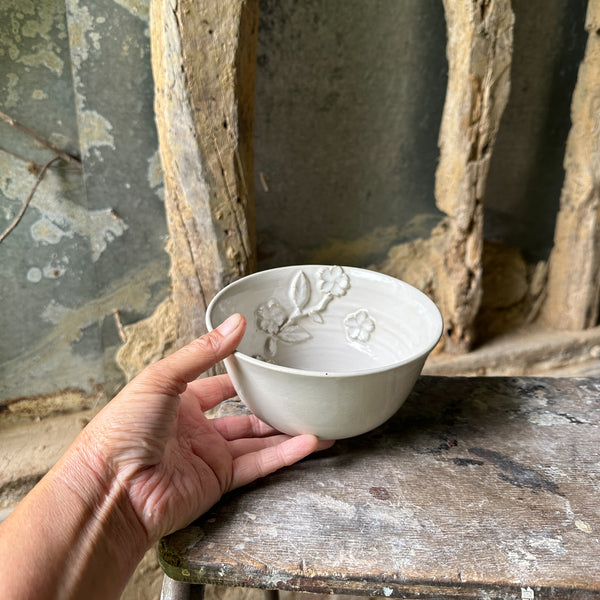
[57,428,152,564]
[48,430,150,598]
[0,429,150,600]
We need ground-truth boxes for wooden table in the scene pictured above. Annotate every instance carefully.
[158,377,600,599]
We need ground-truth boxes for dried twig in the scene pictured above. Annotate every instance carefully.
[0,156,61,244]
[113,310,128,343]
[259,171,269,192]
[0,110,81,168]
[0,145,80,170]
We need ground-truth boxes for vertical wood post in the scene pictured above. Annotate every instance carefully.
[435,0,514,352]
[541,0,600,330]
[150,0,258,346]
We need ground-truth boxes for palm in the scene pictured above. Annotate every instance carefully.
[81,316,331,547]
[90,372,320,545]
[124,384,235,539]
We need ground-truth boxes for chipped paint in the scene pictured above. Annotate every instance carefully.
[112,0,149,22]
[26,267,42,283]
[32,88,48,100]
[26,256,69,282]
[1,1,65,75]
[20,2,59,40]
[528,534,565,555]
[65,0,96,73]
[147,148,163,192]
[160,377,600,595]
[1,258,167,401]
[1,157,126,261]
[18,46,63,74]
[30,216,70,244]
[41,299,71,325]
[64,0,99,130]
[77,109,115,159]
[42,255,69,278]
[4,73,20,107]
[1,0,170,420]
[527,411,577,426]
[575,520,592,533]
[63,1,118,158]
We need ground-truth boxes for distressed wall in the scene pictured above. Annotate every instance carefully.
[254,0,447,269]
[0,0,592,409]
[485,0,587,262]
[0,0,170,408]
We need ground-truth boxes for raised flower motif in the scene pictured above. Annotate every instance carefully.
[256,298,286,335]
[253,266,354,363]
[318,265,350,297]
[344,309,376,342]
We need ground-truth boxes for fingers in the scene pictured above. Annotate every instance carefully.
[137,314,246,396]
[228,434,291,458]
[211,414,280,441]
[185,375,237,411]
[228,434,334,458]
[229,435,335,491]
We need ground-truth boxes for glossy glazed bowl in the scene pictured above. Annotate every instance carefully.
[206,265,443,439]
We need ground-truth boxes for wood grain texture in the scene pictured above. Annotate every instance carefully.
[435,0,514,352]
[541,0,600,330]
[150,0,258,346]
[159,377,600,599]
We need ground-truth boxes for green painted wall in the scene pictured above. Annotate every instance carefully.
[0,0,169,405]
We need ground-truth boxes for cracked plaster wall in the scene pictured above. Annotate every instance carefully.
[0,0,170,409]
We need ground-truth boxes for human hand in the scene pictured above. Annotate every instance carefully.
[74,313,333,547]
[0,313,333,600]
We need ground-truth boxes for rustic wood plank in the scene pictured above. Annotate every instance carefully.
[150,0,258,346]
[435,1,514,352]
[159,377,600,599]
[541,0,600,330]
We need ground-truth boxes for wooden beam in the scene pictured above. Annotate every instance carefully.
[150,0,258,346]
[435,0,514,352]
[540,0,600,330]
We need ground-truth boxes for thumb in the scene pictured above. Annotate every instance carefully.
[135,314,246,395]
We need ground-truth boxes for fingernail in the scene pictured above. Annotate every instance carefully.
[216,313,242,336]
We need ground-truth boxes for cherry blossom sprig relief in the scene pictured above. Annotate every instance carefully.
[255,266,350,361]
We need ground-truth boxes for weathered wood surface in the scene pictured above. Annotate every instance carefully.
[159,377,600,599]
[150,0,258,347]
[541,0,600,330]
[435,1,514,352]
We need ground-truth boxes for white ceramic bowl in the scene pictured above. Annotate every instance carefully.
[206,265,443,439]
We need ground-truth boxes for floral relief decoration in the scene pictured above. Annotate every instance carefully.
[253,266,376,363]
[344,309,376,343]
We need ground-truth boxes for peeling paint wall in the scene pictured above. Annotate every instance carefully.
[0,0,169,408]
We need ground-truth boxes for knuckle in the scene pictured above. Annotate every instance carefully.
[189,331,222,360]
[137,361,186,396]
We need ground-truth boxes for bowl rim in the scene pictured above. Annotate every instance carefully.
[206,264,444,378]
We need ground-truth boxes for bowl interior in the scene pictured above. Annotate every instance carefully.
[207,265,442,374]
